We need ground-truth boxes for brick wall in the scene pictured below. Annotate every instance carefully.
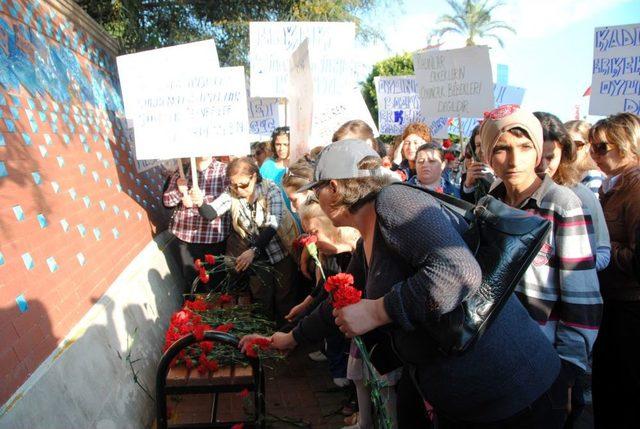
[0,0,168,404]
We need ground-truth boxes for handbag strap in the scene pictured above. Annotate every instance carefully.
[390,182,475,219]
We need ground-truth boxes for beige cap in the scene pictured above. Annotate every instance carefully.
[479,105,543,166]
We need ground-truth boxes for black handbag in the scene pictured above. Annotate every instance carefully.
[389,183,552,360]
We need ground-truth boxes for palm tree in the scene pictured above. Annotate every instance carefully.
[433,0,516,48]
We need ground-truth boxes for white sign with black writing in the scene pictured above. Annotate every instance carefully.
[288,39,314,161]
[250,21,355,98]
[589,23,640,116]
[413,46,494,118]
[248,97,280,140]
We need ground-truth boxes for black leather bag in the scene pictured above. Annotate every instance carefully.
[390,183,551,360]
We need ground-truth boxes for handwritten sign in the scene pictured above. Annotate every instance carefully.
[125,120,162,172]
[589,23,640,116]
[250,22,355,98]
[248,97,280,140]
[413,45,494,117]
[311,88,379,146]
[117,40,250,159]
[288,39,314,161]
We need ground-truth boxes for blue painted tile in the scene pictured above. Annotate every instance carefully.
[37,214,48,228]
[63,134,70,145]
[124,210,130,220]
[68,188,77,200]
[46,257,58,272]
[76,252,86,266]
[60,219,69,232]
[77,224,87,237]
[82,196,90,208]
[51,122,57,133]
[22,133,32,146]
[137,212,143,221]
[99,200,106,211]
[105,178,113,187]
[0,161,7,178]
[80,134,86,144]
[83,143,90,153]
[51,181,60,193]
[5,119,15,132]
[56,156,64,168]
[9,107,19,119]
[27,98,35,109]
[38,145,47,158]
[113,205,120,215]
[0,251,4,266]
[16,294,28,312]
[96,152,103,161]
[21,253,34,270]
[38,111,47,122]
[31,171,42,185]
[112,228,119,239]
[92,171,99,182]
[13,205,24,221]
[93,228,101,241]
[0,135,4,146]
[78,164,86,175]
[50,112,58,123]
[10,95,19,106]
[116,184,122,193]
[44,134,52,145]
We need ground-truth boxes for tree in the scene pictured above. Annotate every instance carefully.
[433,0,515,48]
[361,53,414,140]
[77,0,382,66]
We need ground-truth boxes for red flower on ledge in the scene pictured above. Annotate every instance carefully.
[244,337,272,358]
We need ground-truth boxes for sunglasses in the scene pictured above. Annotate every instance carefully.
[230,176,254,190]
[590,142,613,156]
[312,181,330,198]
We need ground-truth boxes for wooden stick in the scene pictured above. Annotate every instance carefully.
[282,97,288,126]
[190,157,199,190]
[177,159,186,179]
[458,115,465,154]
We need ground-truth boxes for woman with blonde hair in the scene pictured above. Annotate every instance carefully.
[589,113,640,428]
[564,120,606,196]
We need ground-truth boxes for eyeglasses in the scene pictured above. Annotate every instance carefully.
[590,142,613,156]
[312,181,330,198]
[230,176,254,190]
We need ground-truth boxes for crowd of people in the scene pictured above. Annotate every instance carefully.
[163,107,640,429]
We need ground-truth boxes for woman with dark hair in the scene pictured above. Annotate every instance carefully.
[534,111,611,272]
[242,139,561,428]
[409,143,460,197]
[461,125,495,203]
[195,157,298,325]
[259,126,294,212]
[588,113,640,428]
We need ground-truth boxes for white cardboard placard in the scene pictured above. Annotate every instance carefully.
[288,39,314,161]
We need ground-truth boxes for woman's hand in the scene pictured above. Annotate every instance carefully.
[285,296,313,322]
[235,249,256,272]
[189,187,204,207]
[464,162,491,188]
[238,334,271,354]
[270,332,297,350]
[333,298,391,338]
[393,141,404,166]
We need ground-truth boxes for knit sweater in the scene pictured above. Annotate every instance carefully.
[293,184,560,422]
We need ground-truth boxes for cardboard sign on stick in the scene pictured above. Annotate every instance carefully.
[413,46,494,118]
[250,22,355,98]
[288,39,314,161]
[118,41,249,159]
[589,23,640,116]
[248,97,280,140]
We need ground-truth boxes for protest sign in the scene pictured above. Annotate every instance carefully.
[124,119,161,172]
[117,41,250,160]
[248,97,280,140]
[311,88,379,146]
[250,21,355,98]
[288,39,314,161]
[589,23,640,116]
[413,45,494,118]
[374,75,424,135]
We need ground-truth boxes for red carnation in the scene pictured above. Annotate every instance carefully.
[194,258,202,269]
[193,324,212,341]
[231,424,244,429]
[215,322,235,333]
[324,273,354,293]
[244,337,272,358]
[435,187,444,194]
[332,284,362,309]
[238,388,250,399]
[442,139,452,148]
[184,357,194,369]
[218,293,233,304]
[204,254,216,265]
[198,268,210,284]
[299,235,317,247]
[201,341,215,353]
[185,298,208,313]
[444,152,456,162]
[171,309,193,326]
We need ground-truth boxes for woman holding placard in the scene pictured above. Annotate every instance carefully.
[195,157,298,325]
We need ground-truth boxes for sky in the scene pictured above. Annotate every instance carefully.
[355,0,640,122]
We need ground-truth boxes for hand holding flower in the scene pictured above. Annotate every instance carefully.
[332,298,391,338]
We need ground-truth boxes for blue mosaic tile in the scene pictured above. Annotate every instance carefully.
[56,156,65,168]
[22,133,32,146]
[27,98,35,109]
[60,219,69,232]
[51,122,58,133]
[29,120,38,133]
[113,205,120,215]
[9,107,19,119]
[31,171,42,185]
[99,200,107,211]
[38,145,47,158]
[38,111,47,122]
[137,212,143,221]
[10,95,19,106]
[63,134,70,145]
[52,102,59,112]
[0,161,7,178]
[50,112,58,123]
[116,184,122,193]
[5,119,15,132]
[83,143,90,153]
[79,134,86,144]
[68,188,77,200]
[93,228,101,241]
[44,134,52,145]
[76,252,86,266]
[46,257,58,272]
[82,196,91,208]
[16,294,28,312]
[77,224,87,237]
[68,123,75,133]
[124,210,130,220]
[92,171,99,182]
[51,181,60,193]
[0,94,5,105]
[37,214,48,228]
[0,251,4,266]
[13,205,24,221]
[112,228,120,239]
[96,152,103,161]
[103,160,110,169]
[21,253,34,270]
[78,164,86,175]
[105,178,113,187]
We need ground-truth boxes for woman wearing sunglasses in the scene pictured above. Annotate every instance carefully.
[196,157,298,326]
[564,120,606,197]
[588,113,640,428]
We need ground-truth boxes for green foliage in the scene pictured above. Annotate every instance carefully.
[433,0,515,48]
[77,0,382,66]
[361,53,414,137]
